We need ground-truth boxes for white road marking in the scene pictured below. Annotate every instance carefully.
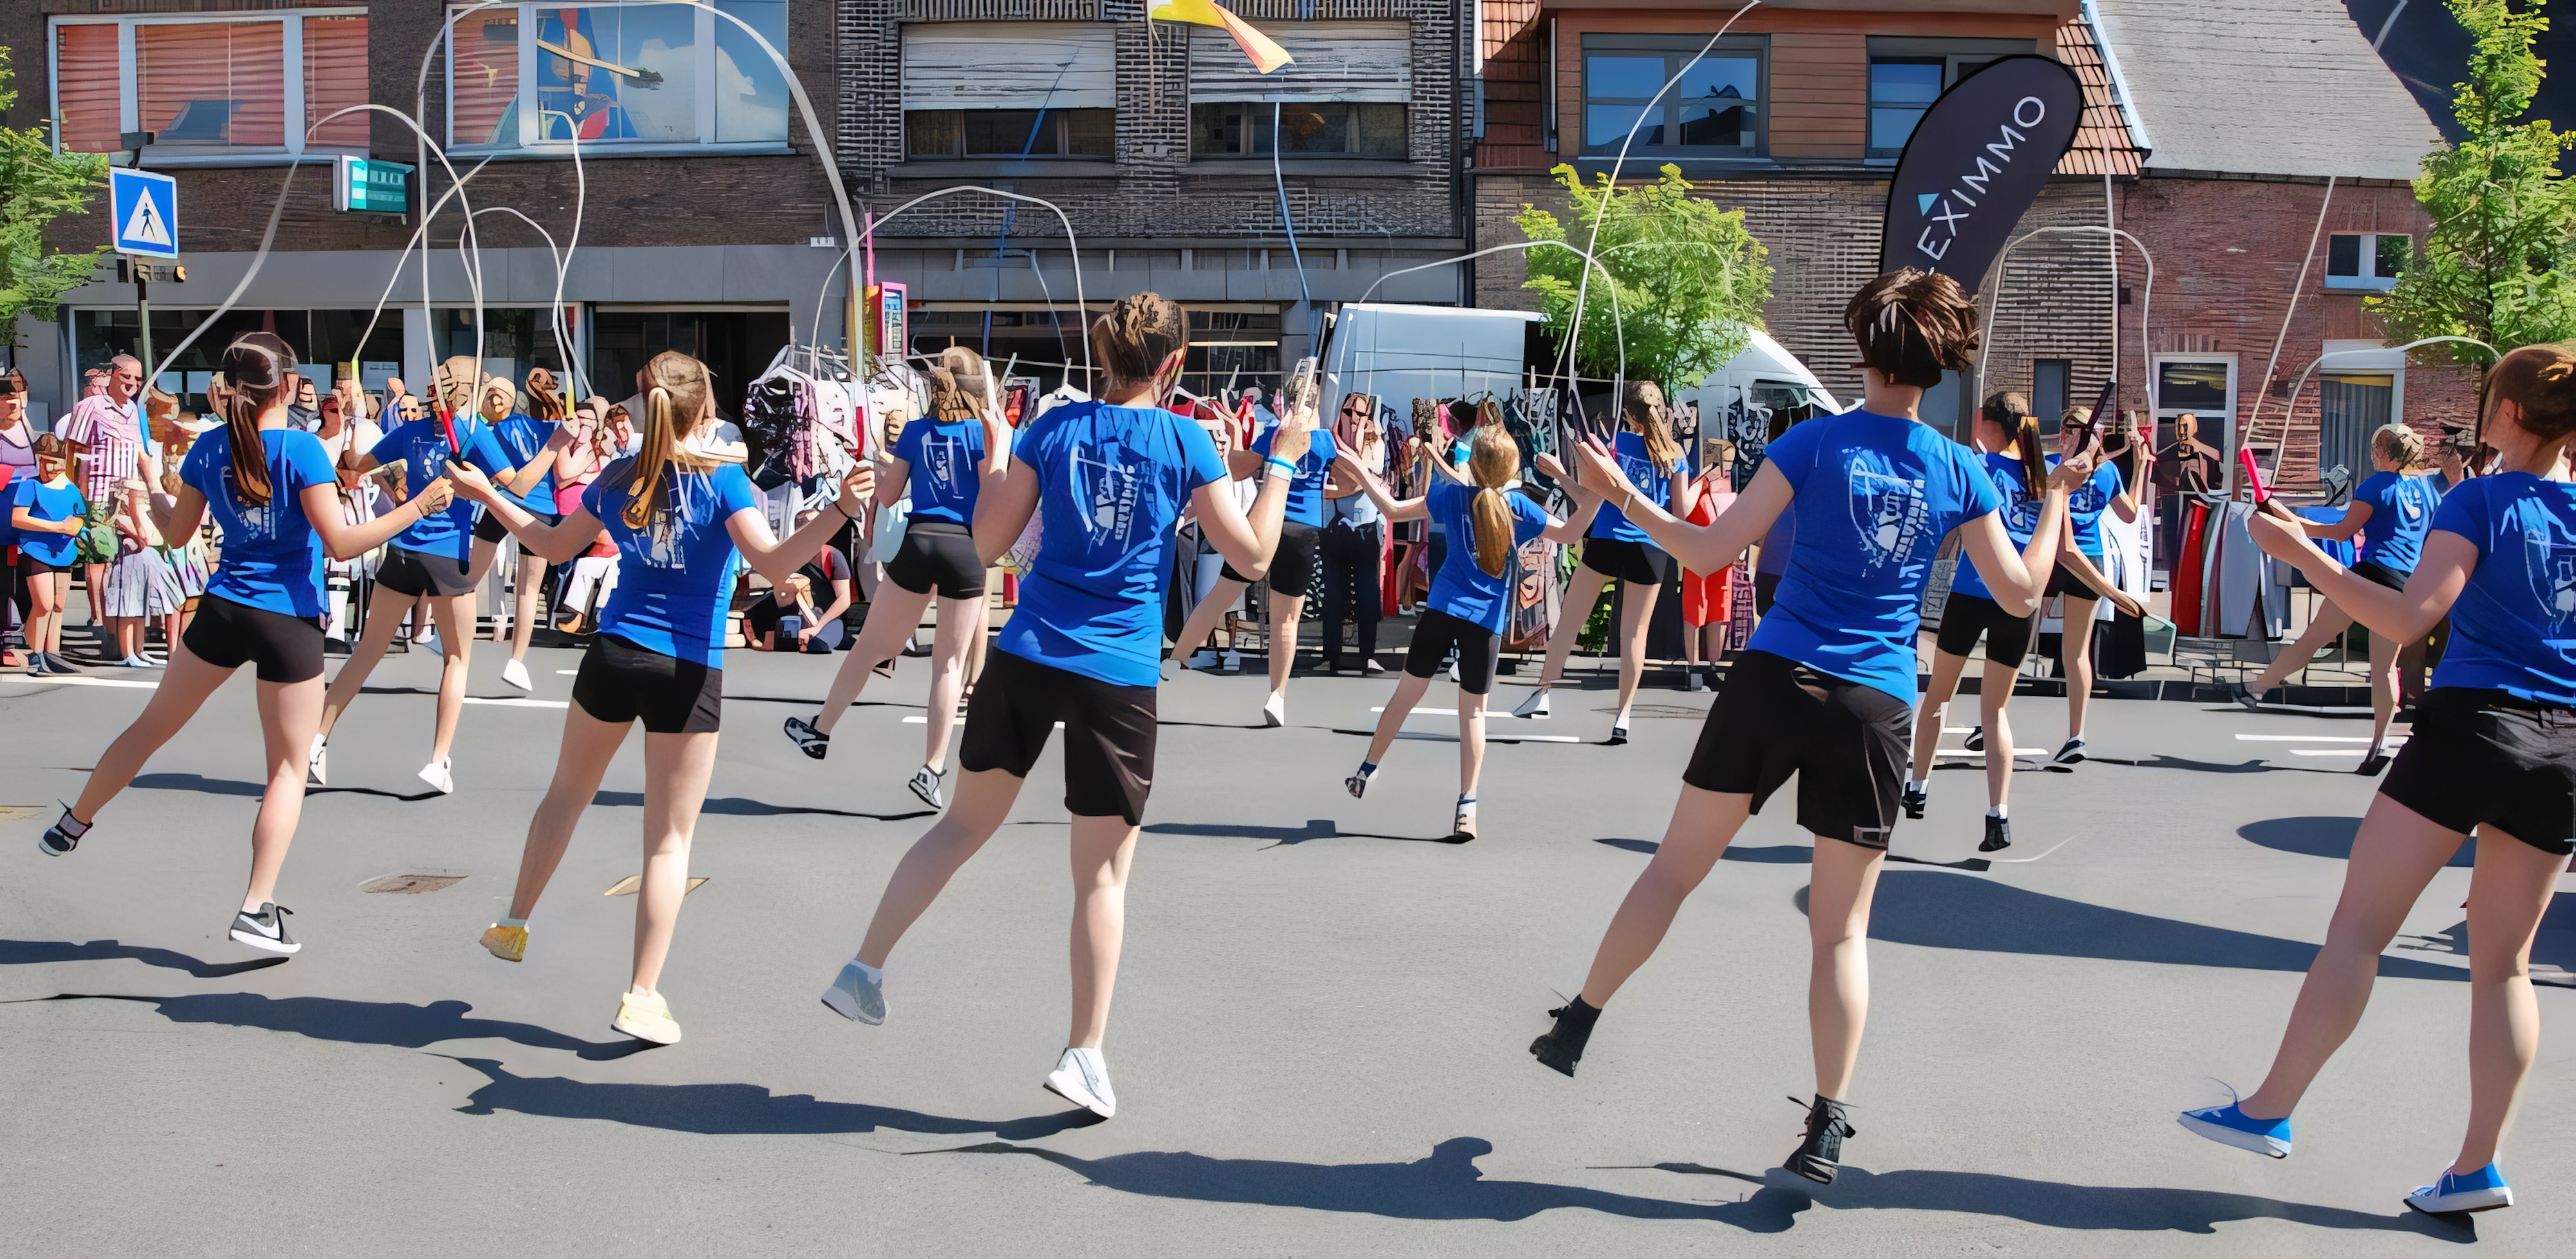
[2236,734,2404,743]
[904,716,1059,728]
[463,697,569,708]
[0,675,160,689]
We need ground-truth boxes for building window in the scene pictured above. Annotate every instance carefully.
[2325,232,2409,291]
[1192,103,1405,158]
[2032,358,2072,426]
[1581,35,1761,156]
[1185,309,1283,393]
[1188,21,1410,161]
[447,3,790,153]
[1864,37,2034,156]
[903,23,1116,162]
[50,10,371,160]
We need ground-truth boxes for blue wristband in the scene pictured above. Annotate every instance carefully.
[1263,457,1296,480]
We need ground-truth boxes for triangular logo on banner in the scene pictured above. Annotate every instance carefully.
[122,193,172,248]
[1916,193,1939,217]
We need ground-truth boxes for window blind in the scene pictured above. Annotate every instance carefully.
[902,23,1118,111]
[1190,21,1412,104]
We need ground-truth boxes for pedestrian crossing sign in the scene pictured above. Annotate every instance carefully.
[109,167,180,259]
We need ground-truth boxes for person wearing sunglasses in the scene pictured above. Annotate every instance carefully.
[1317,393,1388,674]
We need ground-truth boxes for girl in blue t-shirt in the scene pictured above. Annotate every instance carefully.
[2234,423,2441,771]
[1165,385,1341,729]
[450,349,872,1048]
[1907,392,2056,853]
[41,333,455,957]
[2037,407,2146,768]
[2188,343,2576,1216]
[789,348,1004,809]
[1530,270,2085,1186]
[469,367,574,694]
[11,433,88,674]
[1336,426,1599,840]
[815,294,1317,1121]
[1515,381,1699,743]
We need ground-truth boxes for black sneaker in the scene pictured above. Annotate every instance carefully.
[2356,750,2392,776]
[38,805,88,857]
[43,652,82,674]
[2049,737,2087,766]
[1605,722,1631,747]
[229,903,300,954]
[1784,1093,1857,1184]
[1529,996,1600,1077]
[1900,782,1927,820]
[1962,725,1985,752]
[1979,813,2013,853]
[783,716,831,760]
[2228,681,2262,710]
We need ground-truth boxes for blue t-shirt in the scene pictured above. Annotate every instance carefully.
[1426,480,1551,632]
[1747,410,2004,702]
[1590,430,1678,544]
[12,477,87,568]
[1249,428,1338,527]
[995,401,1229,686]
[182,428,338,618]
[2352,469,2441,575]
[1949,452,2041,601]
[582,458,762,667]
[489,413,560,515]
[2426,473,2576,707]
[893,416,998,526]
[368,415,514,562]
[2066,459,2125,558]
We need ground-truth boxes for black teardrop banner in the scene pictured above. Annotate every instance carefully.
[1878,54,2085,294]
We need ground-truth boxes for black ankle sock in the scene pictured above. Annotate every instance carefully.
[1549,995,1602,1030]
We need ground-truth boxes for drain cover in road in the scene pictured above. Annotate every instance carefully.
[360,874,466,894]
[603,876,708,897]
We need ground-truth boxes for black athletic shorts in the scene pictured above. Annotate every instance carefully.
[475,507,560,556]
[21,554,67,578]
[960,647,1157,825]
[2044,559,2101,601]
[1404,609,1502,695]
[2352,559,2409,591]
[1682,649,1912,849]
[1582,535,1673,585]
[182,594,325,683]
[1222,519,1321,598]
[886,521,986,599]
[377,545,477,598]
[571,634,723,734]
[1935,592,2038,670]
[2380,686,2576,856]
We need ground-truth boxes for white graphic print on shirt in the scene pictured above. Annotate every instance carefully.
[2521,526,2576,634]
[1847,454,1933,573]
[922,431,962,497]
[1074,445,1143,545]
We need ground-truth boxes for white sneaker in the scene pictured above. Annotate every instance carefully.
[417,629,442,656]
[1220,649,1244,674]
[418,758,454,794]
[1261,692,1285,728]
[117,655,153,668]
[307,735,328,786]
[1513,688,1551,719]
[1043,1046,1117,1119]
[502,658,533,692]
[908,764,946,809]
[819,959,887,1025]
[1186,649,1220,670]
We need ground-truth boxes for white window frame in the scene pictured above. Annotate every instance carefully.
[48,8,367,166]
[2324,232,2408,292]
[2152,352,2239,454]
[446,3,791,157]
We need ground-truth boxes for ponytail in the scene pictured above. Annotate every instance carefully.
[623,350,713,531]
[216,332,298,507]
[1463,426,1520,576]
[1980,391,2043,500]
[2482,341,2576,444]
[1086,292,1188,390]
[524,368,565,424]
[1622,381,1681,475]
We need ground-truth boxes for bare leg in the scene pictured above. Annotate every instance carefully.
[83,562,106,626]
[26,571,63,656]
[1577,785,1756,1006]
[242,676,323,909]
[2452,825,2571,1172]
[318,584,415,741]
[2247,602,2353,696]
[506,705,632,920]
[1807,835,1888,1100]
[922,592,979,771]
[1615,579,1658,723]
[69,637,234,824]
[1979,656,2018,809]
[1911,650,1970,787]
[1066,813,1140,1048]
[1363,670,1435,767]
[1266,590,1306,701]
[968,579,992,686]
[855,767,1028,967]
[1457,687,1489,798]
[424,591,476,762]
[2237,793,2465,1119]
[511,553,547,662]
[2060,594,2099,741]
[2367,629,2400,752]
[1533,564,1611,688]
[1171,576,1248,662]
[630,729,719,994]
[811,582,933,736]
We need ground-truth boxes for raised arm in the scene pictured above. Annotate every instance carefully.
[1958,459,2081,616]
[1196,397,1319,578]
[1567,433,1786,575]
[2300,498,2372,542]
[971,448,1039,569]
[301,477,454,562]
[2248,513,2467,644]
[1333,447,1427,522]
[445,461,626,566]
[726,466,874,587]
[1535,452,1603,545]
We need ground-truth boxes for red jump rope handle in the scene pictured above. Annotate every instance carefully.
[2237,447,2269,504]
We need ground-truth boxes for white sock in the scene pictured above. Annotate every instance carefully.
[1987,805,2007,820]
[1908,779,1926,794]
[849,958,883,985]
[1456,795,1477,819]
[1063,1045,1105,1072]
[495,916,527,929]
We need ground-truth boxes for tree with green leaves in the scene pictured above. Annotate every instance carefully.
[2371,0,2576,365]
[1515,163,1773,390]
[0,48,109,328]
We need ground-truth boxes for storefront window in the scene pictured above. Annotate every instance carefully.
[52,10,372,160]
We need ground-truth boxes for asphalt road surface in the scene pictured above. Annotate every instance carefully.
[3,643,2568,1256]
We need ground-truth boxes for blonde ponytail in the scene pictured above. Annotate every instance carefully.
[1622,381,1681,475]
[622,351,713,530]
[1464,426,1520,576]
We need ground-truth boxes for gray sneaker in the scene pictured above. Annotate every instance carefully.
[820,960,886,1025]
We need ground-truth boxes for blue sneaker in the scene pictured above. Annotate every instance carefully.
[2406,1163,2513,1214]
[2179,1101,2291,1158]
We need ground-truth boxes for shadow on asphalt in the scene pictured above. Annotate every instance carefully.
[1799,873,2467,980]
[1143,820,1468,846]
[440,1056,1106,1140]
[119,771,444,802]
[589,791,933,822]
[1593,837,1813,863]
[37,992,654,1060]
[2240,816,2476,867]
[0,938,288,979]
[904,1138,2465,1236]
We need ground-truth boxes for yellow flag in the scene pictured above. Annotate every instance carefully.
[1152,0,1294,75]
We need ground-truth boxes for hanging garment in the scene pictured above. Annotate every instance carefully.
[1681,477,1736,628]
[2172,499,2210,634]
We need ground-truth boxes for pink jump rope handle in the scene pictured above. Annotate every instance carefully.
[2238,447,2270,504]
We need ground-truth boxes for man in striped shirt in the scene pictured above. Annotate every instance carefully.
[57,354,144,627]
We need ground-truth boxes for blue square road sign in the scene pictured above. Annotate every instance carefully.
[109,167,180,260]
